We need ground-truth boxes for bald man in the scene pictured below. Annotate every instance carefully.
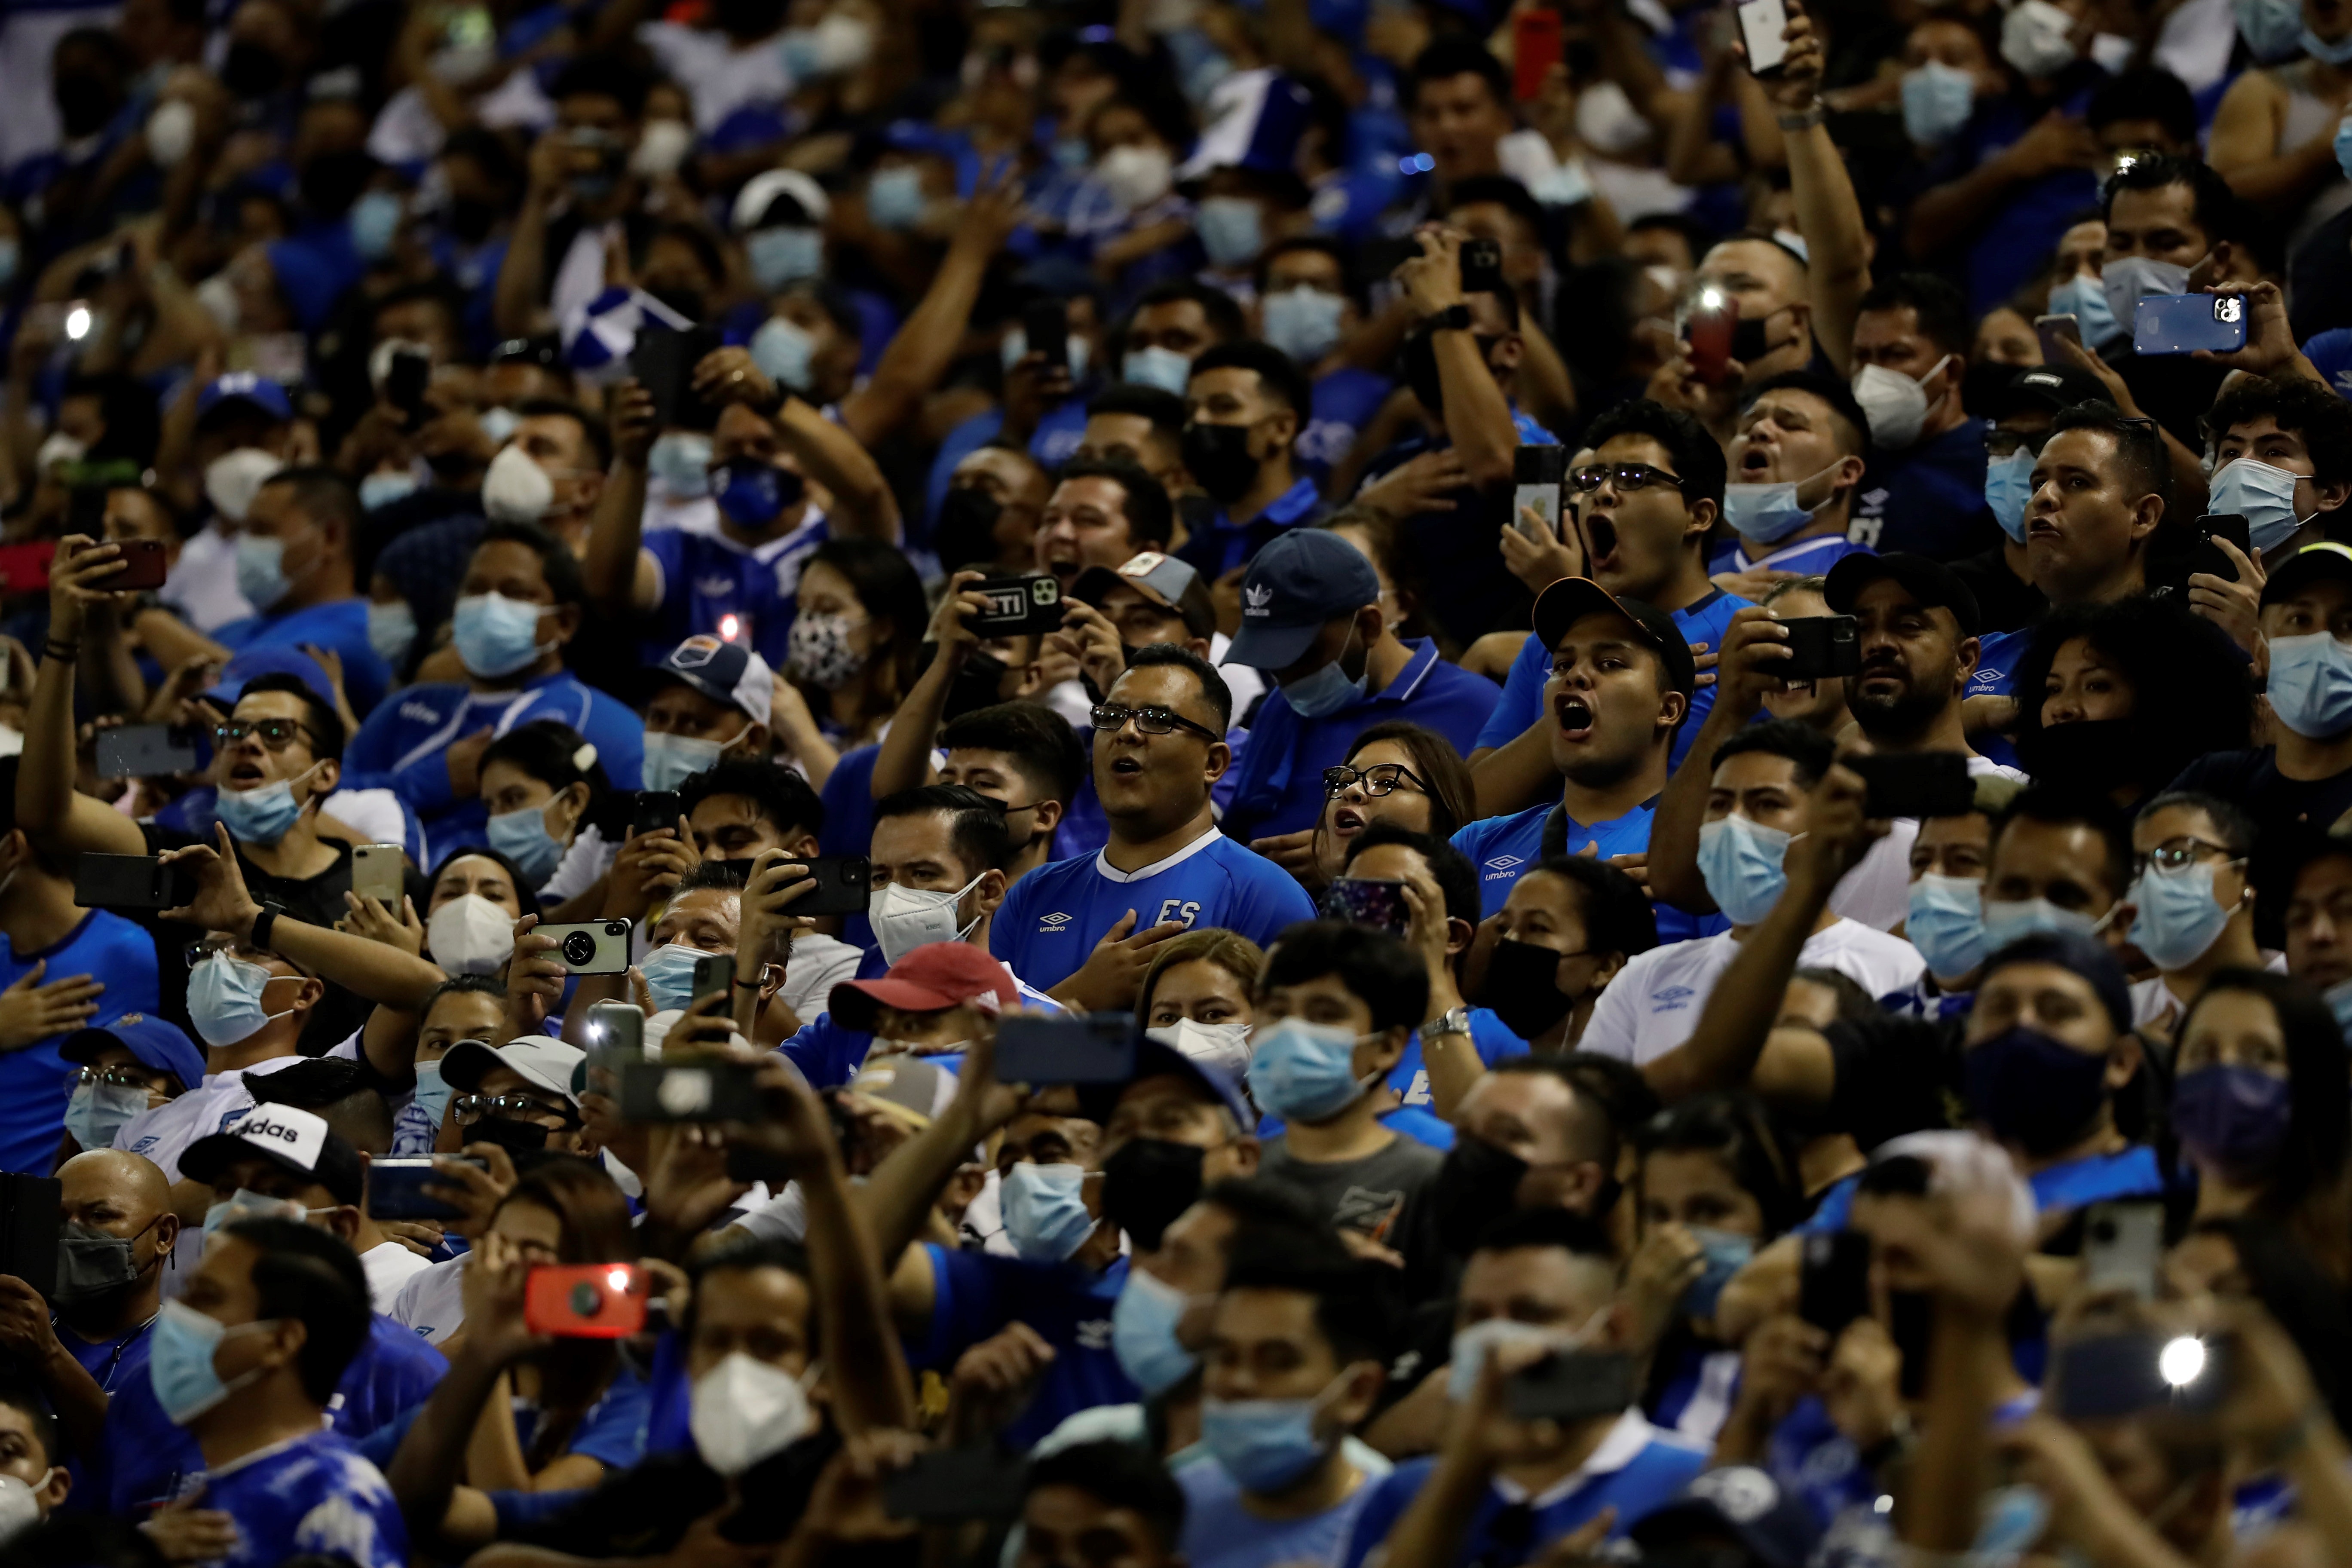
[0,1149,177,1461]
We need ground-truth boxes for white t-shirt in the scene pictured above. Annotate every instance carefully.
[1830,757,2030,933]
[388,1256,467,1344]
[1580,919,1927,1066]
[115,1054,309,1182]
[161,521,256,633]
[361,1240,432,1314]
[779,932,864,1022]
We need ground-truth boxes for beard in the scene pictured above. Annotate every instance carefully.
[1851,658,1956,743]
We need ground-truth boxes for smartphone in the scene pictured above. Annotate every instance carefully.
[1504,1350,1637,1423]
[367,1155,485,1221]
[882,1448,1032,1522]
[2034,312,2082,365]
[1021,300,1069,375]
[969,573,1067,636]
[585,999,645,1066]
[2082,1200,2164,1300]
[996,1014,1139,1085]
[111,537,167,591]
[2194,512,2251,582]
[766,855,873,918]
[1736,0,1790,74]
[1513,7,1564,100]
[618,1058,764,1122]
[1777,615,1861,680]
[631,791,683,839]
[524,1262,648,1338]
[1460,237,1505,297]
[95,724,200,780]
[1322,876,1409,934]
[540,919,634,975]
[2134,293,2247,357]
[1513,445,1565,540]
[2053,1330,2229,1420]
[73,853,195,912]
[0,1174,61,1302]
[0,541,56,592]
[1846,752,1975,820]
[385,349,430,429]
[1686,300,1737,387]
[1798,1229,1871,1335]
[629,325,725,432]
[690,952,733,1014]
[351,843,404,905]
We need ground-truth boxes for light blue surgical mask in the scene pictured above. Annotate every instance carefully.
[1900,61,1976,145]
[2101,256,2189,342]
[234,535,292,611]
[1446,1317,1561,1403]
[1684,1227,1755,1321]
[1200,1378,1340,1491]
[2130,860,2239,971]
[2047,273,2123,352]
[642,729,734,793]
[485,801,567,889]
[1195,197,1265,269]
[1246,1019,1376,1123]
[367,600,417,667]
[1985,448,2034,542]
[64,1078,147,1152]
[640,943,715,1014]
[748,227,824,292]
[1697,815,1792,925]
[410,1060,454,1131]
[149,1298,281,1426]
[2326,976,2352,1044]
[999,327,1091,382]
[1721,464,1838,545]
[1123,346,1193,396]
[1262,286,1345,365]
[751,315,818,392]
[2209,457,2306,553]
[1051,135,1092,172]
[778,28,823,77]
[1979,896,2107,952]
[215,760,318,848]
[2267,631,2352,739]
[867,165,926,230]
[451,591,553,679]
[2237,0,2306,59]
[187,953,283,1048]
[2307,24,2352,62]
[359,469,418,511]
[1112,1265,1198,1395]
[649,432,714,498]
[0,239,18,291]
[1280,637,1366,719]
[1907,873,1988,983]
[349,189,402,260]
[1001,1161,1097,1263]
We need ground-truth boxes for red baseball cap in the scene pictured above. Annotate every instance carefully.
[828,942,1018,1031]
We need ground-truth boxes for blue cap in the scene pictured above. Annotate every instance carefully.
[1077,1037,1253,1130]
[195,372,294,428]
[657,634,775,725]
[202,645,336,712]
[1222,529,1380,671]
[1629,1467,1822,1568]
[60,1014,208,1092]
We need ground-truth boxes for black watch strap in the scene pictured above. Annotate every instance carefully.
[249,901,288,952]
[1424,303,1473,332]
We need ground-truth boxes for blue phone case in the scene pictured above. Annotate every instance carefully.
[2133,293,2247,356]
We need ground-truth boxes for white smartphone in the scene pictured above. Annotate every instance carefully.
[1736,0,1790,75]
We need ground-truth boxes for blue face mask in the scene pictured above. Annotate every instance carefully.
[2237,0,2306,59]
[367,600,417,667]
[187,953,283,1048]
[65,1078,147,1152]
[712,461,792,528]
[1985,448,2034,543]
[1721,464,1836,545]
[359,469,418,511]
[1200,1381,1339,1491]
[1683,1226,1756,1321]
[748,227,824,293]
[2328,976,2352,1044]
[150,1299,280,1427]
[1112,1265,1198,1395]
[2209,457,2306,553]
[486,801,567,889]
[1262,287,1346,365]
[2130,860,2239,971]
[1697,815,1792,925]
[349,189,402,260]
[452,591,552,679]
[1980,896,2107,952]
[1001,1161,1097,1263]
[481,406,521,445]
[2173,1064,2293,1180]
[649,432,714,499]
[1900,61,1976,145]
[1281,634,1367,720]
[750,315,818,392]
[1051,135,1092,172]
[1123,346,1193,396]
[1907,873,1988,983]
[1246,1020,1374,1124]
[215,761,316,847]
[641,943,716,1014]
[2047,273,2124,352]
[2266,631,2352,739]
[867,165,926,230]
[1195,197,1265,269]
[410,1060,454,1132]
[2307,24,2352,62]
[234,535,292,611]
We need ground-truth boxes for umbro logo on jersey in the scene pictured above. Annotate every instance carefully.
[399,701,444,724]
[694,575,736,598]
[1038,912,1072,932]
[1485,854,1523,870]
[1652,985,1696,1013]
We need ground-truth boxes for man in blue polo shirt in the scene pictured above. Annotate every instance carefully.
[994,646,1316,1010]
[1176,342,1326,583]
[1222,528,1499,845]
[1455,579,1718,944]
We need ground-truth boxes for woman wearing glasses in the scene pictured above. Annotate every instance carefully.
[1303,723,1475,894]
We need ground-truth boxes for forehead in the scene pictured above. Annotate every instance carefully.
[1504,867,1585,919]
[515,412,583,452]
[1048,476,1127,514]
[1591,432,1673,471]
[1109,662,1203,712]
[668,887,738,924]
[1553,606,1648,658]
[2223,414,2293,444]
[1853,305,1922,343]
[1700,238,1800,286]
[2272,577,2352,619]
[1981,959,2102,1009]
[2134,801,2217,845]
[1084,413,1159,450]
[1268,246,1343,282]
[2109,181,2198,229]
[1190,366,1262,401]
[1712,749,1800,790]
[1748,388,1838,429]
[234,689,308,723]
[701,1262,812,1327]
[2292,852,2352,899]
[470,538,549,585]
[1348,842,1430,882]
[1134,300,1208,334]
[1461,1243,1600,1304]
[1464,1066,1574,1120]
[2040,426,2119,469]
[872,808,955,859]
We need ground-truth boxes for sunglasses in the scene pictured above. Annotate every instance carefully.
[1090,702,1221,742]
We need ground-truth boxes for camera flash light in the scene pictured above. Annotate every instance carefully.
[2158,1335,2205,1387]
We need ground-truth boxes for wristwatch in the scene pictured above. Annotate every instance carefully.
[1776,103,1825,130]
[1422,303,1473,333]
[1431,1006,1475,1040]
[248,900,289,952]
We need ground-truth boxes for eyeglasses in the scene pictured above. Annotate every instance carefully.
[2136,836,2242,877]
[214,718,314,751]
[1983,426,2050,460]
[1090,702,1221,742]
[66,1065,160,1092]
[1323,763,1429,799]
[453,1091,579,1128]
[184,941,276,969]
[1568,462,1687,495]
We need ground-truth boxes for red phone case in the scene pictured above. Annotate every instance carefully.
[524,1264,647,1338]
[1687,305,1736,387]
[1513,9,1563,101]
[0,542,56,592]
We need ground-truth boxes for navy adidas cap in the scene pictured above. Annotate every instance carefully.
[655,635,774,725]
[1222,530,1380,671]
[195,372,294,427]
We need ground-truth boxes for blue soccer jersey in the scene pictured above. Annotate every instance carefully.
[1474,591,1754,772]
[912,1245,1135,1449]
[640,514,829,672]
[0,912,159,1174]
[992,830,1317,994]
[183,1428,406,1568]
[1451,800,1727,941]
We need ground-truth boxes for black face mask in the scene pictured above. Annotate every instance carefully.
[1479,939,1577,1041]
[934,486,1004,574]
[221,39,285,100]
[54,74,117,140]
[299,149,375,219]
[448,195,500,245]
[943,649,1009,721]
[1100,1137,1206,1251]
[1181,421,1259,507]
[1728,313,1773,365]
[1429,1133,1529,1252]
[472,1116,555,1155]
[1175,490,1219,539]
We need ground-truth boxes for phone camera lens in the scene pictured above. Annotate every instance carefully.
[561,931,595,965]
[605,921,626,936]
[569,1281,603,1317]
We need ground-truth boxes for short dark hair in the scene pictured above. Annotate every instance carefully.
[1854,272,1973,361]
[2205,374,2352,490]
[2087,67,2198,147]
[1991,785,2137,901]
[1085,382,1188,437]
[2102,153,2264,258]
[1122,642,1232,731]
[1023,1442,1188,1554]
[1255,234,1363,311]
[1468,1205,1618,1263]
[63,372,161,467]
[874,784,1014,877]
[419,972,506,1024]
[478,719,612,812]
[679,760,825,842]
[1522,855,1660,959]
[1188,340,1312,420]
[1639,1091,1804,1236]
[683,1231,815,1351]
[548,52,650,117]
[475,519,588,612]
[1709,716,1834,788]
[220,1217,372,1405]
[940,701,1086,805]
[2047,401,2171,521]
[1582,398,1728,511]
[2137,790,2257,857]
[1126,279,1245,346]
[0,1381,59,1470]
[1406,36,1509,110]
[1344,823,1479,929]
[673,857,751,897]
[1055,458,1175,551]
[1740,370,1872,463]
[1219,1237,1391,1366]
[239,672,346,761]
[1446,175,1547,239]
[368,279,466,338]
[515,397,612,470]
[1260,919,1430,1034]
[257,466,362,545]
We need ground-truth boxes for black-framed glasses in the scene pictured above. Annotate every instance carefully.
[184,941,274,969]
[1090,702,1220,742]
[2136,836,2242,878]
[1568,462,1686,495]
[1323,763,1429,799]
[453,1091,579,1128]
[214,718,314,751]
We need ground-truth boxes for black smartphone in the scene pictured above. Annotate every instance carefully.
[618,1059,765,1123]
[584,1000,645,1076]
[690,953,733,1013]
[882,1448,1031,1522]
[769,855,873,918]
[1504,1351,1637,1423]
[969,574,1068,636]
[2195,512,2251,584]
[1798,1229,1871,1335]
[95,724,200,780]
[0,1173,61,1301]
[1460,237,1505,296]
[386,349,430,429]
[1846,752,1975,820]
[1777,615,1861,680]
[2053,1330,2229,1420]
[996,1014,1139,1085]
[367,1155,486,1221]
[73,853,195,912]
[1321,876,1409,934]
[630,325,725,432]
[631,791,684,839]
[1021,300,1069,375]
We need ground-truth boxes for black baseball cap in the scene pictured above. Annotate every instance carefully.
[1984,364,2111,420]
[1530,578,1696,697]
[1825,551,1982,638]
[2262,541,2352,608]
